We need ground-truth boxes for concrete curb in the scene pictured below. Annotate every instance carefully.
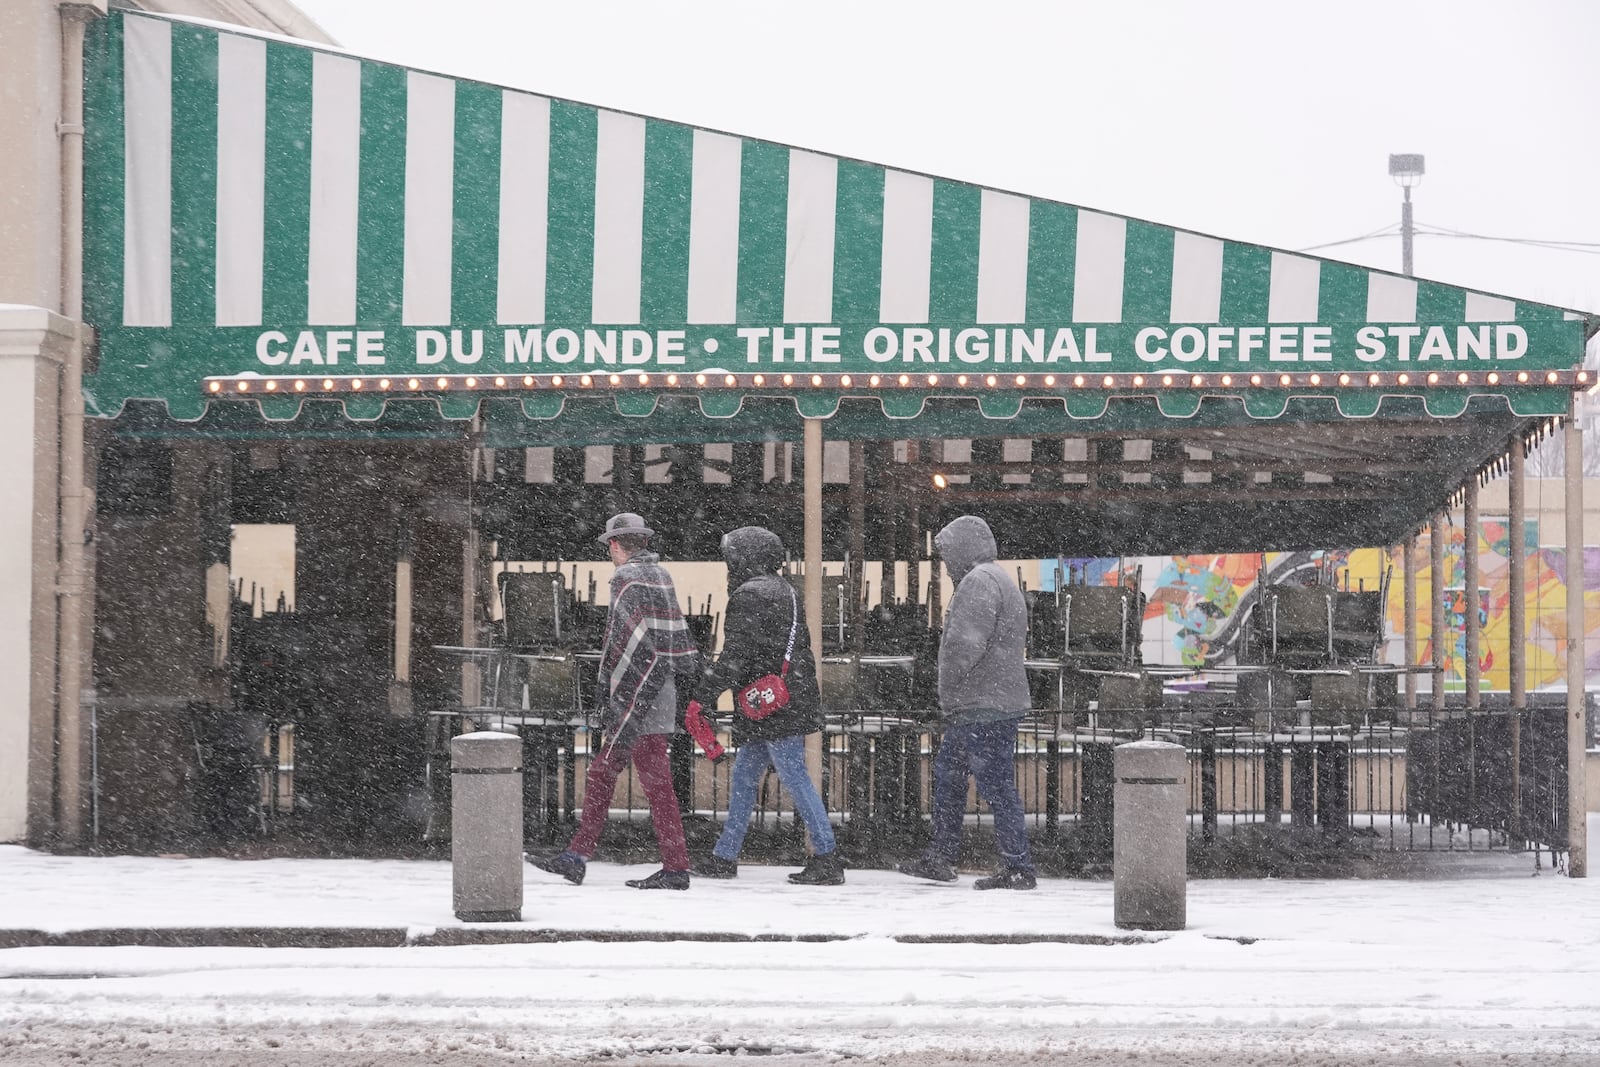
[0,927,1162,950]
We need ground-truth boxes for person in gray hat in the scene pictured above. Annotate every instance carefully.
[530,513,700,890]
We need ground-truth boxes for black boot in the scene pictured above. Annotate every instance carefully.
[691,854,738,879]
[895,855,958,883]
[529,850,586,885]
[787,852,845,886]
[973,866,1037,891]
[626,868,690,890]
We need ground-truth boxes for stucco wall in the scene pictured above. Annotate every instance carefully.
[0,0,65,313]
[0,309,67,843]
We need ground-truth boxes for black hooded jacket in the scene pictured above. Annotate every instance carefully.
[692,526,824,744]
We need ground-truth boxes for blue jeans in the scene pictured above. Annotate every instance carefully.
[713,735,837,860]
[929,718,1034,872]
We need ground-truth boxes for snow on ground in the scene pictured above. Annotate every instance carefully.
[1,818,1598,1063]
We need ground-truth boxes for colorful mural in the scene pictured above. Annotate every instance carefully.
[1043,550,1349,668]
[1039,527,1600,689]
[1371,523,1600,692]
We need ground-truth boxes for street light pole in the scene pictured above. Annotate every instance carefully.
[1388,153,1425,277]
[1390,153,1425,713]
[1400,185,1415,277]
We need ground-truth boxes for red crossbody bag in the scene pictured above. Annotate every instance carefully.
[735,584,798,720]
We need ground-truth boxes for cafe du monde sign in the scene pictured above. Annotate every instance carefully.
[248,321,1542,376]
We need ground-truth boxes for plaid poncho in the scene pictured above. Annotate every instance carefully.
[596,551,700,737]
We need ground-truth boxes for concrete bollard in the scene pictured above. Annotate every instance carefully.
[1113,739,1187,931]
[451,731,524,922]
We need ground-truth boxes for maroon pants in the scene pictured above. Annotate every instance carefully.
[567,732,688,871]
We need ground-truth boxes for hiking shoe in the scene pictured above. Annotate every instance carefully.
[626,868,690,890]
[895,855,958,883]
[529,850,586,885]
[788,852,845,886]
[691,854,738,879]
[974,867,1037,891]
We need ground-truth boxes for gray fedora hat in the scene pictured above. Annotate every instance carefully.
[596,512,654,544]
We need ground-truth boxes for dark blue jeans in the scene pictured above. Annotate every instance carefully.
[929,718,1034,872]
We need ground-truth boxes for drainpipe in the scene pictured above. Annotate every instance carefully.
[56,1,107,847]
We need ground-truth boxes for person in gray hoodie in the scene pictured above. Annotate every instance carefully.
[898,515,1037,890]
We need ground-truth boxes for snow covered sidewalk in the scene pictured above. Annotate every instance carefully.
[2,824,1598,1063]
[0,837,1593,946]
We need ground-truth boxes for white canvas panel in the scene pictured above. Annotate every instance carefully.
[976,190,1029,323]
[123,16,172,327]
[1365,273,1418,322]
[1465,292,1516,322]
[591,110,646,324]
[1072,211,1125,323]
[783,149,838,322]
[878,170,933,323]
[401,71,456,326]
[496,92,551,324]
[1267,252,1321,322]
[1169,231,1224,323]
[307,52,361,325]
[686,129,741,324]
[214,33,266,327]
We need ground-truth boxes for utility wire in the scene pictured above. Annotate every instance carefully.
[1416,221,1600,249]
[1412,226,1600,256]
[1298,221,1600,256]
[1296,223,1399,253]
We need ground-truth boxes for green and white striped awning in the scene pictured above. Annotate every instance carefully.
[82,10,1593,431]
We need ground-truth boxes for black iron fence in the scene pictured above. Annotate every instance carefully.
[390,693,1586,871]
[171,630,1590,869]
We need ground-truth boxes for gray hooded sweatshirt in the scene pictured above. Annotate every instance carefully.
[933,516,1031,723]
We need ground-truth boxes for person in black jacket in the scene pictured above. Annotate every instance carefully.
[684,526,844,886]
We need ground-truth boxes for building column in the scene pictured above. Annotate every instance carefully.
[1404,534,1418,711]
[1464,479,1481,711]
[1564,402,1587,878]
[1507,435,1526,845]
[0,306,71,844]
[1463,477,1481,830]
[391,524,414,715]
[1430,511,1447,716]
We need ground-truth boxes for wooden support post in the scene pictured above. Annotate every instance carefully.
[1508,435,1526,846]
[804,419,825,794]
[1404,534,1418,711]
[881,442,900,604]
[1430,511,1447,717]
[1463,477,1480,829]
[905,440,923,616]
[1464,479,1480,711]
[462,527,480,709]
[1564,403,1587,878]
[848,440,865,644]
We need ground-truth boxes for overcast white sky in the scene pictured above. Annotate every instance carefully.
[289,0,1600,317]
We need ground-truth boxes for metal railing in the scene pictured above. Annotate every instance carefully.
[399,692,1585,871]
